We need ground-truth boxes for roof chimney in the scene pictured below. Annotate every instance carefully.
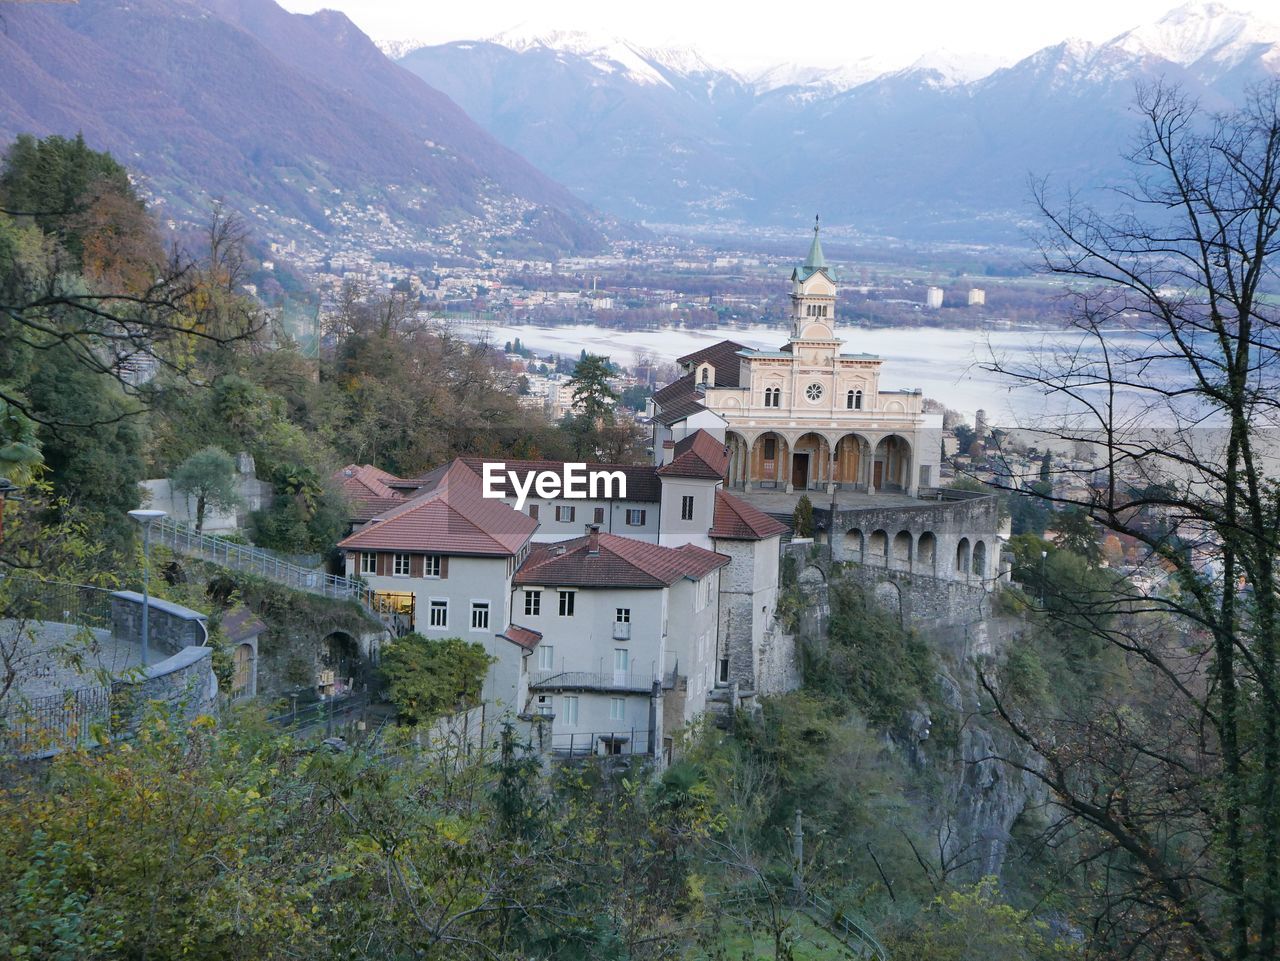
[587,524,601,555]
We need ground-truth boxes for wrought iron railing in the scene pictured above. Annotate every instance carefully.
[550,729,652,758]
[151,517,389,628]
[529,670,661,692]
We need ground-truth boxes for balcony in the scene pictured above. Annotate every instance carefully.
[612,621,631,640]
[529,670,660,693]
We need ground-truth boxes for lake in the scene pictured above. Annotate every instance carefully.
[463,321,1165,424]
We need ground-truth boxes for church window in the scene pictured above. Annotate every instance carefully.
[847,389,864,410]
[805,383,824,402]
[763,386,780,407]
[763,438,776,460]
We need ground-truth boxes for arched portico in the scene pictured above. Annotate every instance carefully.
[790,432,830,490]
[748,432,789,490]
[833,433,869,489]
[725,431,751,488]
[871,434,914,495]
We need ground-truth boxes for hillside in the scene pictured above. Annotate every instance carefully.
[0,0,607,255]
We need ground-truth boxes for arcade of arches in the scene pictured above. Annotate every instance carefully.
[842,526,991,581]
[727,431,915,494]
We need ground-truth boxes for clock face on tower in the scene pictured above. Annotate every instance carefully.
[805,383,824,402]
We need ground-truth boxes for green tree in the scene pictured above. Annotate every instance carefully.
[791,494,814,538]
[567,353,619,426]
[380,633,493,724]
[171,446,242,533]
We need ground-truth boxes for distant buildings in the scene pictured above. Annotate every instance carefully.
[968,288,986,306]
[926,286,944,309]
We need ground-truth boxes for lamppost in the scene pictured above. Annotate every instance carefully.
[1040,549,1048,608]
[128,509,167,667]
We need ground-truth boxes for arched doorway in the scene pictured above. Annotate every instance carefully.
[750,433,788,489]
[917,531,938,573]
[321,631,361,697]
[844,528,865,563]
[791,432,831,490]
[872,434,913,492]
[868,529,889,566]
[833,434,866,488]
[955,537,972,576]
[892,530,913,570]
[972,540,988,579]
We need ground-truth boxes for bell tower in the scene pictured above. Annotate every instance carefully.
[789,216,840,350]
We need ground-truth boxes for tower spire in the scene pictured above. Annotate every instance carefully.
[803,214,825,273]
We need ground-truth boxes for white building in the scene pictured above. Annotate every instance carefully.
[926,286,944,309]
[967,288,986,306]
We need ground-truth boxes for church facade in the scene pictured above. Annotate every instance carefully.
[651,221,942,496]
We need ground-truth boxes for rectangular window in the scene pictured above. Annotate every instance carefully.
[393,553,410,577]
[429,599,448,628]
[613,648,629,674]
[360,552,376,575]
[558,590,575,617]
[556,505,575,523]
[626,509,646,526]
[524,589,541,616]
[680,495,694,521]
[616,608,630,623]
[594,506,605,524]
[529,504,539,520]
[719,658,730,683]
[609,697,625,722]
[537,644,554,671]
[423,554,441,577]
[763,438,776,459]
[561,695,579,725]
[470,601,490,631]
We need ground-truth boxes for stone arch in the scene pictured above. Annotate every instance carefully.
[892,530,913,570]
[972,540,988,579]
[955,537,972,576]
[871,434,913,492]
[749,432,788,488]
[791,432,830,490]
[725,430,751,488]
[874,580,904,625]
[844,527,865,562]
[833,433,868,488]
[798,564,826,586]
[868,529,889,566]
[917,531,938,572]
[321,630,361,695]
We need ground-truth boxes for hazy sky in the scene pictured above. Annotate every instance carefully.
[278,1,1277,71]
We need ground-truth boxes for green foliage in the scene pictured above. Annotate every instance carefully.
[567,352,619,425]
[171,446,241,532]
[380,633,493,724]
[791,495,814,538]
[885,877,1077,960]
[811,580,936,724]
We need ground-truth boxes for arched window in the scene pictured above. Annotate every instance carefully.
[854,389,863,410]
[764,386,780,408]
[700,366,709,385]
[846,390,855,410]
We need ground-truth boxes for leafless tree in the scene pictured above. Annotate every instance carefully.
[978,79,1280,960]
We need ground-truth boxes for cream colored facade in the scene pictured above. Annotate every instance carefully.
[675,224,942,496]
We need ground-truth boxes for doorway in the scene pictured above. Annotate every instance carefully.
[873,460,884,488]
[791,452,809,489]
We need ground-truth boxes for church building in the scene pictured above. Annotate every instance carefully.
[651,220,942,496]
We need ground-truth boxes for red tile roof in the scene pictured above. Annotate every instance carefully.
[500,624,542,651]
[709,489,789,541]
[338,460,537,556]
[515,532,729,589]
[658,429,729,480]
[335,464,407,519]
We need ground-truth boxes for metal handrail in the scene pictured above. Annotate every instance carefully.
[151,517,385,625]
[529,670,661,692]
[805,892,888,961]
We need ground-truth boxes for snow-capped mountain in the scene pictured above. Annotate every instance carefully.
[395,3,1280,240]
[1109,1,1280,69]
